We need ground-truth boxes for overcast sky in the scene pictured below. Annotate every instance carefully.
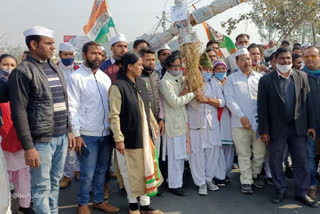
[0,0,259,50]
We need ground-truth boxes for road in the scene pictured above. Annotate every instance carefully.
[57,170,320,214]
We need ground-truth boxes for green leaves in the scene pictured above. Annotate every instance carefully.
[221,0,320,44]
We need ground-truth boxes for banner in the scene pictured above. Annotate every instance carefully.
[83,0,115,44]
[203,22,237,58]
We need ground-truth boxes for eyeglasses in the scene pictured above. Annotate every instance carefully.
[169,64,182,69]
[303,55,319,60]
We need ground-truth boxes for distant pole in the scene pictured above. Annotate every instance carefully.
[162,11,166,32]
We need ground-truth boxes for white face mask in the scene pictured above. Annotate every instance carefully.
[276,63,292,73]
[237,45,248,50]
[168,70,182,76]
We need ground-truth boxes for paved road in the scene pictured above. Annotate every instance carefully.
[57,170,320,214]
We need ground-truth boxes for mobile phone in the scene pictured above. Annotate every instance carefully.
[81,146,90,158]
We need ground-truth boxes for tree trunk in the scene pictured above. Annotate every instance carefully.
[312,23,316,46]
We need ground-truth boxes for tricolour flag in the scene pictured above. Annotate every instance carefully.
[83,0,115,44]
[203,22,237,58]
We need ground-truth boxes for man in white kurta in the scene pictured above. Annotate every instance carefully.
[187,73,226,195]
[224,48,266,194]
[160,58,196,196]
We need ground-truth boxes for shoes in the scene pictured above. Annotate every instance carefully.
[78,205,91,214]
[129,210,141,214]
[198,184,208,195]
[18,207,35,214]
[212,177,226,187]
[110,172,118,180]
[307,185,317,200]
[92,201,120,213]
[266,178,273,185]
[206,181,219,191]
[285,166,294,178]
[253,176,264,189]
[140,206,164,214]
[169,187,185,196]
[104,182,109,199]
[295,195,318,208]
[60,176,71,189]
[241,184,253,194]
[225,176,230,183]
[74,171,80,181]
[271,191,286,204]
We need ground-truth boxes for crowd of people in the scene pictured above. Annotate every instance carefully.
[0,25,320,214]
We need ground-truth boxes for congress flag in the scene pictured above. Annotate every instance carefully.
[203,22,237,58]
[83,0,115,44]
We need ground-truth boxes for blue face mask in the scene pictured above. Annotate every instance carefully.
[0,68,10,78]
[215,72,227,80]
[201,71,212,81]
[61,58,74,66]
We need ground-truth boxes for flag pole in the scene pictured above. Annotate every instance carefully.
[106,0,118,35]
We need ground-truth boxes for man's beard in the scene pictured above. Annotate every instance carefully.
[144,66,154,72]
[87,59,101,70]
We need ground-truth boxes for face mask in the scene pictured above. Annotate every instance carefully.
[276,63,292,73]
[202,71,212,81]
[61,58,74,66]
[168,70,182,76]
[237,45,248,50]
[215,72,227,80]
[0,68,10,78]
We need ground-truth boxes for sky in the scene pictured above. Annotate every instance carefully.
[0,0,260,51]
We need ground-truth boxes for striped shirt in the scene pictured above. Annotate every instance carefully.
[42,62,68,136]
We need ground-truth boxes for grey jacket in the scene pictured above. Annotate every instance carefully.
[140,69,161,120]
[8,55,71,150]
[258,69,315,138]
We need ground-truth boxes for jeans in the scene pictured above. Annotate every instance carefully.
[63,151,80,178]
[307,135,318,186]
[77,135,113,205]
[30,134,68,214]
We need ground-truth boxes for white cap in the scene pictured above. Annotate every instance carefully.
[302,42,311,48]
[59,42,74,52]
[157,44,171,53]
[235,48,250,57]
[110,34,127,46]
[101,46,106,51]
[23,26,54,39]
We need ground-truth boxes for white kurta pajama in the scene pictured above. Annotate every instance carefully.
[160,72,195,189]
[187,78,227,186]
[215,77,235,173]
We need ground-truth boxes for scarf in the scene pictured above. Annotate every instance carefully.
[140,99,161,196]
[303,67,320,76]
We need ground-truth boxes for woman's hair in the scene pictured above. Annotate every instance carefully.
[0,54,17,64]
[160,53,181,79]
[117,52,140,80]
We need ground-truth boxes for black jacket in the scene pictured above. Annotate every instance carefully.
[304,72,320,125]
[8,55,71,150]
[258,69,315,138]
[114,76,151,149]
[0,77,8,127]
